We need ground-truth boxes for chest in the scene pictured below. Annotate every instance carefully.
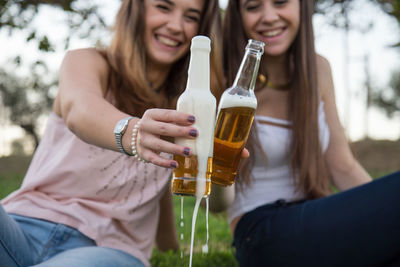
[255,88,290,120]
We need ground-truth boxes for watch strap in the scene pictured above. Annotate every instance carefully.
[115,117,135,155]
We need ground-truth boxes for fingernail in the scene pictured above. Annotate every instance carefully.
[170,162,178,168]
[189,129,197,137]
[183,147,190,156]
[188,115,195,123]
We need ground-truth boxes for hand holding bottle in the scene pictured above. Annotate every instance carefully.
[172,36,217,198]
[129,109,198,168]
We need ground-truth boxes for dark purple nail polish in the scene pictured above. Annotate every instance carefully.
[170,162,178,168]
[183,147,190,156]
[189,129,197,137]
[188,115,195,123]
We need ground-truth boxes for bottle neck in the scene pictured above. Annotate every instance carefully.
[186,48,210,91]
[233,49,262,92]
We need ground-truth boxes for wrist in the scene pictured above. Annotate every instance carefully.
[130,119,148,163]
[114,116,136,155]
[121,118,137,155]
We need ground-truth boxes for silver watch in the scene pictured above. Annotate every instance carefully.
[114,117,135,155]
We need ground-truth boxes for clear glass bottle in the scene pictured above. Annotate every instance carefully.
[211,39,264,186]
[172,36,216,197]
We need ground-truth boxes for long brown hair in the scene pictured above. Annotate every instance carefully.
[223,0,331,198]
[101,0,224,117]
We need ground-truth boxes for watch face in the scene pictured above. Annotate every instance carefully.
[115,120,127,134]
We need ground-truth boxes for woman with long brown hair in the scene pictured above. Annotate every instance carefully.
[210,0,400,266]
[0,0,223,266]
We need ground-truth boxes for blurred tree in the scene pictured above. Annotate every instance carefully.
[0,0,111,151]
[372,70,400,118]
[315,0,400,30]
[0,62,57,149]
[368,0,400,133]
[0,0,108,52]
[375,0,400,46]
[316,0,399,136]
[11,139,25,156]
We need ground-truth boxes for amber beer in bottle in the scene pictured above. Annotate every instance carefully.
[171,36,216,197]
[211,39,264,186]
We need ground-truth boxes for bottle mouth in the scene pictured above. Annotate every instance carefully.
[246,39,265,54]
[191,35,211,52]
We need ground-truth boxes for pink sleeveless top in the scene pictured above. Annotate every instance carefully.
[2,112,171,267]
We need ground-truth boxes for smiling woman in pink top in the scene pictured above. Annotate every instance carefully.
[0,0,223,266]
[208,0,400,266]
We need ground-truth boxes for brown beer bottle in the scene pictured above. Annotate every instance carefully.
[211,39,264,186]
[171,36,216,197]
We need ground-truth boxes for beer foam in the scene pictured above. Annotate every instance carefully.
[219,91,257,110]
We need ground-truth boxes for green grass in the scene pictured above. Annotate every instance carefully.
[0,173,24,199]
[159,195,237,266]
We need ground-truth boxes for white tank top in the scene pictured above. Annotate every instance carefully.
[228,102,330,223]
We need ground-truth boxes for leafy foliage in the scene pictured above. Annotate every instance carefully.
[372,70,400,117]
[0,63,57,148]
[0,0,108,52]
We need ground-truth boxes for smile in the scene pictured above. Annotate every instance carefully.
[156,35,180,47]
[261,28,284,37]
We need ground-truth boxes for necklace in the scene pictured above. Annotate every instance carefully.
[258,74,291,91]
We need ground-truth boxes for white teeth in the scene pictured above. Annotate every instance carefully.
[157,35,179,47]
[262,29,283,37]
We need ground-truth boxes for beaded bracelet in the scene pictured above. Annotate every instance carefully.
[131,120,148,163]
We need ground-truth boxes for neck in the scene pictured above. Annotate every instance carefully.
[263,54,289,84]
[146,62,171,91]
[261,53,290,86]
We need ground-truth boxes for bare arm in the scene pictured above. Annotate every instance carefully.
[207,183,235,212]
[54,48,198,168]
[318,55,372,191]
[156,185,179,251]
[54,48,122,151]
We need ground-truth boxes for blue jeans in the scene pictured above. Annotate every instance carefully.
[234,171,400,267]
[0,208,145,267]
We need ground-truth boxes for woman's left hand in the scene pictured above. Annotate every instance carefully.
[126,108,198,168]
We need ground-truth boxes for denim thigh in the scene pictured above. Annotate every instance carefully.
[1,211,145,267]
[234,171,400,267]
[0,205,34,267]
[31,246,145,267]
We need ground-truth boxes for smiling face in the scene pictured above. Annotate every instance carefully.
[240,0,300,57]
[144,0,204,68]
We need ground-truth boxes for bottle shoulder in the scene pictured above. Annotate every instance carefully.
[178,88,216,102]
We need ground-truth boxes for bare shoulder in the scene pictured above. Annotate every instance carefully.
[54,48,110,115]
[62,48,108,72]
[59,48,110,90]
[316,54,333,78]
[316,54,334,97]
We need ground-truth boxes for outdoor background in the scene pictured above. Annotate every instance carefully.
[0,0,399,266]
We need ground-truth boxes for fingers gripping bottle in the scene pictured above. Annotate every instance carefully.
[172,36,216,198]
[211,39,264,186]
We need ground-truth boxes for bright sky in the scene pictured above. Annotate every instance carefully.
[0,0,399,156]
